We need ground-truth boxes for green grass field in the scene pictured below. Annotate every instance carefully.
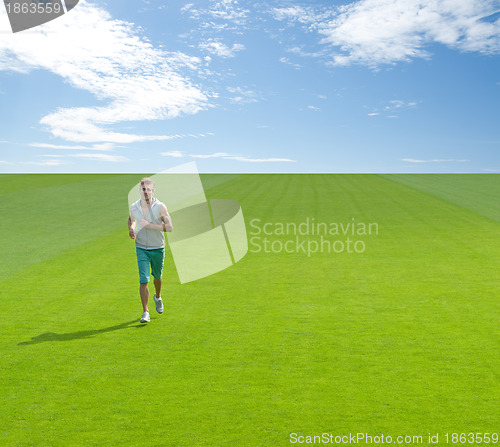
[1,174,499,446]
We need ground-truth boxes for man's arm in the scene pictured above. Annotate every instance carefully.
[128,210,136,239]
[140,204,173,233]
[161,204,173,232]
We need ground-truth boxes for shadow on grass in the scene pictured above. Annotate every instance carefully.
[18,320,145,345]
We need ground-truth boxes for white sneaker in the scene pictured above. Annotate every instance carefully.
[154,294,164,314]
[140,311,150,323]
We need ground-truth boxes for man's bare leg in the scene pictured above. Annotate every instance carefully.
[153,278,162,298]
[140,283,149,312]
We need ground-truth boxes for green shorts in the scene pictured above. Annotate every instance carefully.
[136,247,165,283]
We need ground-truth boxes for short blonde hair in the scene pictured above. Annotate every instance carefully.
[139,177,154,191]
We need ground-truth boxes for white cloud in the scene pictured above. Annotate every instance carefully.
[190,152,231,158]
[287,45,327,59]
[402,158,469,163]
[368,99,418,116]
[273,0,500,67]
[307,105,320,111]
[227,86,259,104]
[279,57,302,69]
[0,1,210,143]
[181,4,194,13]
[161,151,296,162]
[386,100,406,110]
[161,150,185,158]
[183,0,250,26]
[272,6,335,25]
[29,142,116,150]
[224,156,296,163]
[272,6,313,24]
[68,153,129,162]
[402,158,426,163]
[22,159,66,166]
[29,153,128,163]
[199,39,245,58]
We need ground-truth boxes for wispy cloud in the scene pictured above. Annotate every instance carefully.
[0,1,210,143]
[161,150,185,158]
[31,153,129,163]
[190,152,232,159]
[161,151,296,163]
[368,99,418,116]
[482,168,500,172]
[29,142,117,151]
[227,86,260,104]
[279,57,302,69]
[182,0,250,28]
[22,159,66,166]
[180,0,253,65]
[199,38,245,58]
[68,153,129,162]
[402,158,469,163]
[385,100,418,110]
[271,5,335,25]
[286,45,327,59]
[272,0,500,67]
[224,156,297,163]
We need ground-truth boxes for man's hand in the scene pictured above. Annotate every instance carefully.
[128,215,136,239]
[140,218,150,229]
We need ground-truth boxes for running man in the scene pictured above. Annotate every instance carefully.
[128,177,173,323]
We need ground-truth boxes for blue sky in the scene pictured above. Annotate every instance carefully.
[0,0,499,173]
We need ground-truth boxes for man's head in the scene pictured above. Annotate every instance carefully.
[140,177,154,203]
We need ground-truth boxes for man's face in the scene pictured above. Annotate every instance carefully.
[140,183,154,201]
